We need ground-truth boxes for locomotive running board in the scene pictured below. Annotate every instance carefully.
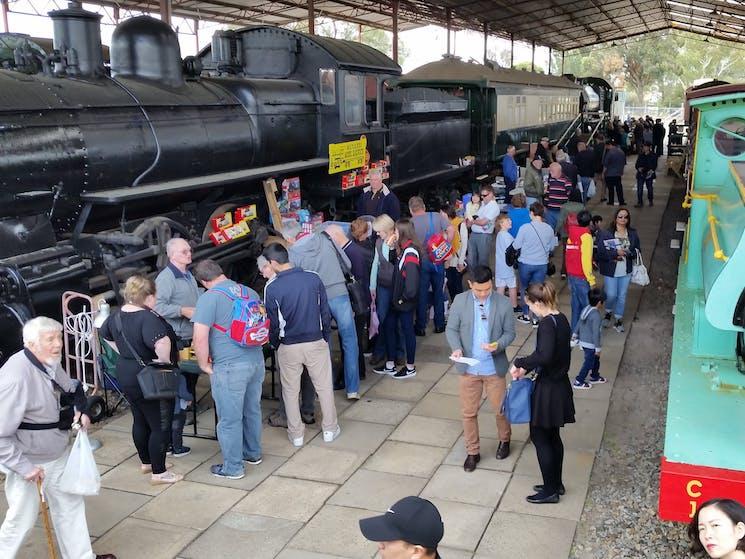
[79,158,329,205]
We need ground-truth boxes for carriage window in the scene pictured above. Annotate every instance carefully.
[319,69,336,105]
[344,74,363,126]
[365,76,379,124]
[713,117,745,158]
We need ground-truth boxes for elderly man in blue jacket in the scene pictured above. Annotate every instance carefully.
[502,145,519,190]
[446,265,516,472]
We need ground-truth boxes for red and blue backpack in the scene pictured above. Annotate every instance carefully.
[212,284,270,347]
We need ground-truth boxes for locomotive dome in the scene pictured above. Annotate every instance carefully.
[111,16,184,86]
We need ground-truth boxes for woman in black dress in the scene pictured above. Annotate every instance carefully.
[100,274,183,485]
[511,280,575,504]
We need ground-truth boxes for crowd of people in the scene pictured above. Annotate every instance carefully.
[0,134,677,558]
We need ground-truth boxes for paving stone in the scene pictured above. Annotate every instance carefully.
[514,446,596,488]
[474,511,576,559]
[364,441,449,478]
[100,456,179,496]
[133,480,245,530]
[90,429,137,466]
[388,415,463,448]
[309,420,393,456]
[427,498,494,552]
[92,517,198,559]
[180,512,302,559]
[276,445,365,484]
[234,476,337,522]
[444,435,526,473]
[165,437,222,473]
[289,504,378,558]
[185,453,286,491]
[277,550,349,559]
[497,474,589,522]
[410,393,462,420]
[421,465,510,507]
[412,361,451,382]
[261,424,314,457]
[415,344,454,364]
[561,398,610,451]
[341,398,414,425]
[476,412,530,441]
[434,548,473,559]
[329,468,428,512]
[84,488,150,537]
[365,378,433,402]
[98,412,133,433]
[431,373,460,395]
[16,526,62,559]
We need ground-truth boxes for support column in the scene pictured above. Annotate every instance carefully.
[358,24,362,42]
[446,8,451,55]
[510,33,514,68]
[194,18,199,53]
[308,0,315,35]
[483,22,488,64]
[1,0,10,33]
[113,4,120,23]
[548,47,552,74]
[159,0,172,26]
[531,40,535,72]
[392,0,399,64]
[561,51,565,74]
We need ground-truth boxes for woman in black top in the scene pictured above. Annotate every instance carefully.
[511,281,575,504]
[100,274,183,485]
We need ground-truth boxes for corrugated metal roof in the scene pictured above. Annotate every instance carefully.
[400,56,583,89]
[296,32,401,72]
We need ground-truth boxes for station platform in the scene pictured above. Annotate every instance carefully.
[3,159,678,559]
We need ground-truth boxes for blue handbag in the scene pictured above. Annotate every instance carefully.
[501,377,534,424]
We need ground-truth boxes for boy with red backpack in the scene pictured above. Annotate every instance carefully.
[564,210,597,337]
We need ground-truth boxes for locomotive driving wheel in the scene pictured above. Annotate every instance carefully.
[132,217,191,270]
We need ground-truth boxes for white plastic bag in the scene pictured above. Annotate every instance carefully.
[631,249,650,287]
[586,179,597,199]
[59,430,101,496]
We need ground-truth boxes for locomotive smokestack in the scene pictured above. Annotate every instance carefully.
[48,2,105,77]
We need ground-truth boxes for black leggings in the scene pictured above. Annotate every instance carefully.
[125,388,172,474]
[530,425,564,494]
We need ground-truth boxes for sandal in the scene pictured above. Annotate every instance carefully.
[141,462,173,474]
[150,471,183,485]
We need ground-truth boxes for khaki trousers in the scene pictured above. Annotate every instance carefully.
[459,373,511,455]
[277,339,338,439]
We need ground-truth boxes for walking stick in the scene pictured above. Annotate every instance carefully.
[36,478,58,559]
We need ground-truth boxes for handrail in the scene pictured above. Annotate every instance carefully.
[729,161,745,205]
[586,116,606,145]
[555,112,584,150]
[688,192,728,262]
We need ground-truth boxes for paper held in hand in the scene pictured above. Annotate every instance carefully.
[450,356,480,366]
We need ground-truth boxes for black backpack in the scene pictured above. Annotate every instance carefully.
[376,239,395,288]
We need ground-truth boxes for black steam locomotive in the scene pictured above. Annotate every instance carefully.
[0,3,472,361]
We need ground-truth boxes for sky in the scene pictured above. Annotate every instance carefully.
[5,0,552,74]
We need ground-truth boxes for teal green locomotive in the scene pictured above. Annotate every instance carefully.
[659,83,745,522]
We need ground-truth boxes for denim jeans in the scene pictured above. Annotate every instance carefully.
[545,209,560,230]
[372,285,404,359]
[328,294,360,394]
[579,176,592,203]
[518,262,547,314]
[385,308,416,364]
[416,259,446,331]
[210,358,265,475]
[636,174,654,204]
[568,275,590,332]
[575,347,600,383]
[603,274,632,319]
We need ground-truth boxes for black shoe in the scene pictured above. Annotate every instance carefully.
[415,328,426,337]
[434,326,446,334]
[463,454,480,472]
[533,483,566,495]
[392,366,416,379]
[495,441,510,460]
[300,413,316,425]
[526,491,560,504]
[333,380,346,391]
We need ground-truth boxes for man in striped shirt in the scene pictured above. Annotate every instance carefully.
[544,162,572,230]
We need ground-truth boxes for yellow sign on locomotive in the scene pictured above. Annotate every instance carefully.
[328,136,367,174]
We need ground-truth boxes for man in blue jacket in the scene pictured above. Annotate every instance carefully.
[262,243,340,448]
[502,145,518,190]
[356,169,401,220]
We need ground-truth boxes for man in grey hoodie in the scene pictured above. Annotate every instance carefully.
[282,222,361,399]
[572,288,607,389]
[0,317,116,559]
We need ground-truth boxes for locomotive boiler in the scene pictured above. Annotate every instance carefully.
[0,4,472,361]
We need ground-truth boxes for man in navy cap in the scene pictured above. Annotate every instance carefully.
[359,496,444,558]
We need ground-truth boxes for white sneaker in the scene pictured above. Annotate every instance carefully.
[347,392,360,400]
[570,336,579,348]
[289,434,304,447]
[323,426,341,442]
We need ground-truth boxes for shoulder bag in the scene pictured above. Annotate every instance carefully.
[631,249,650,286]
[115,313,180,400]
[322,232,368,316]
[501,377,534,424]
[530,222,556,277]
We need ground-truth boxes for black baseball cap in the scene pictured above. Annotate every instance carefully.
[359,496,444,549]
